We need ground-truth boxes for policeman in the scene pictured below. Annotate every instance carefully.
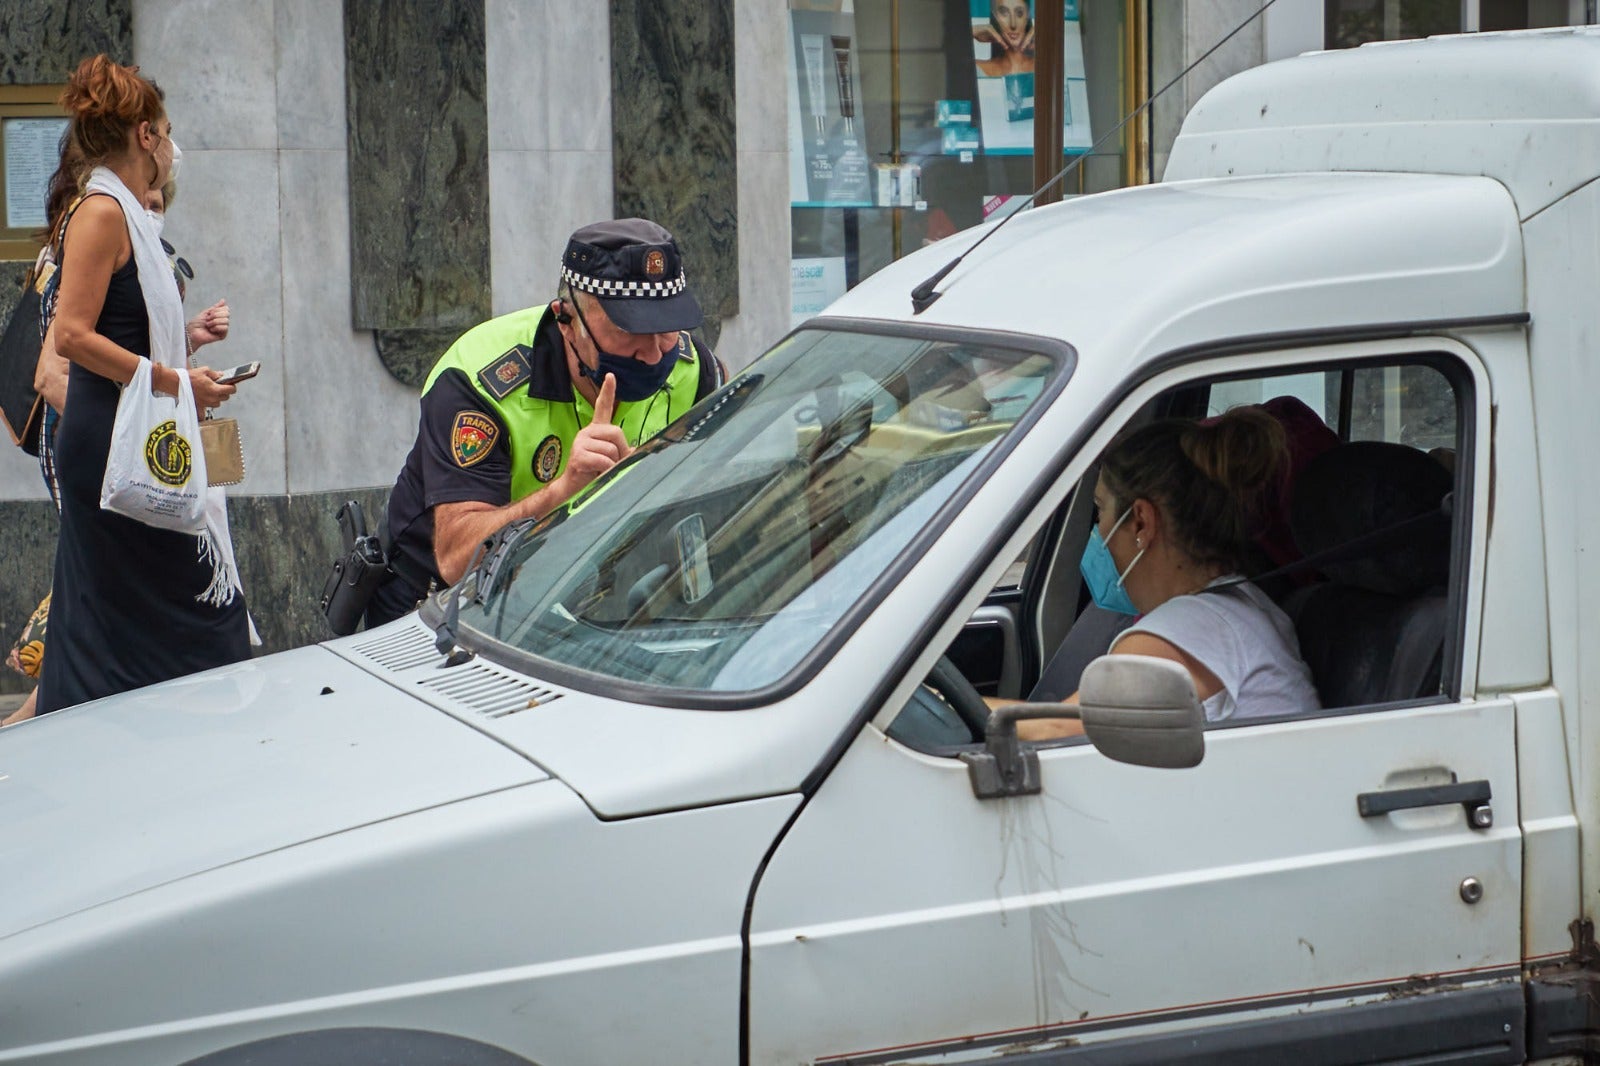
[366,218,724,627]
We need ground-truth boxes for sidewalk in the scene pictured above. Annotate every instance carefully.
[0,692,27,718]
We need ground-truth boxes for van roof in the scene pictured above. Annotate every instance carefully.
[1166,28,1600,217]
[822,172,1523,369]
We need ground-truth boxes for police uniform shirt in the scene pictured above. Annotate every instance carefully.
[383,309,716,592]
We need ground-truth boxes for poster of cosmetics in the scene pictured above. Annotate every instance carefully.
[787,1,873,207]
[966,0,1092,156]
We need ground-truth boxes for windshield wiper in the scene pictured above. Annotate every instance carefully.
[432,518,542,664]
[433,540,490,665]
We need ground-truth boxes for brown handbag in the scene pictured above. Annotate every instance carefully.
[200,415,245,486]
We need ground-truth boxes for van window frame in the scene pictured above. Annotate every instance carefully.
[882,332,1496,759]
[1183,350,1477,715]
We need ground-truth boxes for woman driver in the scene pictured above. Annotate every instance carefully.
[1020,407,1320,740]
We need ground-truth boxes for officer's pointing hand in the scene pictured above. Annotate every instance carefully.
[592,370,618,425]
[560,373,633,497]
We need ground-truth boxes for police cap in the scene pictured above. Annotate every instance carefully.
[560,218,704,335]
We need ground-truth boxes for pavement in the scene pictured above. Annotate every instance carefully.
[0,692,28,717]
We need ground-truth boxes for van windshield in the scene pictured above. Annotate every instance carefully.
[454,327,1059,695]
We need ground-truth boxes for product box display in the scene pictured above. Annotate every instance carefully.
[935,99,973,127]
[873,163,923,207]
[942,126,982,154]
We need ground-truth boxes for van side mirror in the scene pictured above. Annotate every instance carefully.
[960,655,1205,799]
[1077,654,1206,769]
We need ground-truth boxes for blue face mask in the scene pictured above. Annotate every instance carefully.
[570,297,680,402]
[1079,506,1144,616]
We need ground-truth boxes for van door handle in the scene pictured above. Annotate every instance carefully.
[1357,779,1493,828]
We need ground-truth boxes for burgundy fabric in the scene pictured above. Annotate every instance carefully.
[1200,395,1340,573]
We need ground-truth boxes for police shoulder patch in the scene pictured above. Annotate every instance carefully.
[533,434,563,483]
[478,345,533,400]
[451,411,500,468]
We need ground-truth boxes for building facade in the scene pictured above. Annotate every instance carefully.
[0,0,1589,683]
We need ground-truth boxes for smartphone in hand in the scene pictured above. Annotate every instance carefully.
[214,362,261,385]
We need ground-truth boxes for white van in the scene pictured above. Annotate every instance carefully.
[4,28,1595,1066]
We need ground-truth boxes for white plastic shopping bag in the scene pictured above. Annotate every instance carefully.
[100,359,209,531]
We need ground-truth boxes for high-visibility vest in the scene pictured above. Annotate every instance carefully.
[423,304,705,502]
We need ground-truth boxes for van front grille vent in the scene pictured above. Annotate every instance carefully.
[415,662,565,719]
[351,627,440,672]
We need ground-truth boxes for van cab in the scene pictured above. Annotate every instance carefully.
[2,27,1595,1066]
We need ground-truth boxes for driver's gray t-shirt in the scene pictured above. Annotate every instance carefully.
[1112,577,1320,722]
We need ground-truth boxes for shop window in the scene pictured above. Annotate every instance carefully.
[1327,0,1587,48]
[788,0,1143,324]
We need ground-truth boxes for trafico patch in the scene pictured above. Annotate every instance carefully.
[533,434,563,483]
[451,411,500,468]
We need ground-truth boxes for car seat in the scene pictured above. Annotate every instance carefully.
[1282,441,1454,708]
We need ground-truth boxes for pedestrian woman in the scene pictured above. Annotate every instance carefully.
[36,54,249,715]
[3,167,232,726]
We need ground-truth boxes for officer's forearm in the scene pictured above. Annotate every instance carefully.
[432,484,575,585]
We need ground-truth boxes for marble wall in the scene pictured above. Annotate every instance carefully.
[1151,0,1268,181]
[484,0,616,322]
[0,0,131,82]
[703,0,792,368]
[345,0,491,386]
[0,489,388,695]
[610,0,739,344]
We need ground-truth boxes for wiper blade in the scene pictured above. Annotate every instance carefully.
[432,518,540,664]
[434,539,491,664]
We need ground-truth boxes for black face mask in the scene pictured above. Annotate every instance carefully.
[567,295,679,402]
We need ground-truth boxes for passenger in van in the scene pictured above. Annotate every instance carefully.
[1019,408,1321,740]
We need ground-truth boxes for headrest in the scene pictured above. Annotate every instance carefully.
[1289,441,1451,596]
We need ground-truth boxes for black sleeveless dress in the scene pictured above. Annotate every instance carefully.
[36,249,249,714]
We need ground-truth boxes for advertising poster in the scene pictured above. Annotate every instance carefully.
[788,1,872,207]
[968,0,1091,155]
[791,256,848,325]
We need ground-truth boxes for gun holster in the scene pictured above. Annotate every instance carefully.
[320,500,389,636]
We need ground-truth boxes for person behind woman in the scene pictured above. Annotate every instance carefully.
[35,54,248,716]
[1020,407,1321,740]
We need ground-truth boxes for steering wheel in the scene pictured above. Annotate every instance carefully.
[927,654,993,740]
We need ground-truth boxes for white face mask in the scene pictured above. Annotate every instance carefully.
[145,209,165,237]
[167,140,183,183]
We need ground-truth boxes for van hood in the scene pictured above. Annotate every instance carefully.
[0,646,546,941]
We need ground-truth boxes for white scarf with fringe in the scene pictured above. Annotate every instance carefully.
[86,166,246,612]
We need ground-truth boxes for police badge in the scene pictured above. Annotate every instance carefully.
[533,434,563,483]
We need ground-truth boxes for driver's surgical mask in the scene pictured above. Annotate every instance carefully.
[1079,506,1144,615]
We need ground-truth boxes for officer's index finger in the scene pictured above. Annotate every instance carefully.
[594,373,617,424]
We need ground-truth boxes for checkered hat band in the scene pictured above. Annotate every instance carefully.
[562,265,687,299]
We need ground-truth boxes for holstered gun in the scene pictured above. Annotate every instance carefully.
[319,500,389,636]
